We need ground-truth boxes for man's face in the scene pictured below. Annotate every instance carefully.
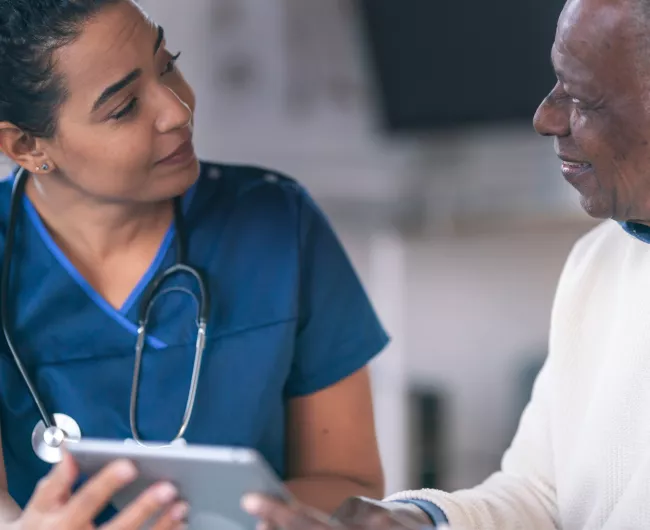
[534,0,650,222]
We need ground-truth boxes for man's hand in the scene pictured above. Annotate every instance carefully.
[241,494,437,530]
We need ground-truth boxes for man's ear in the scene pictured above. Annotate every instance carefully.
[0,122,51,172]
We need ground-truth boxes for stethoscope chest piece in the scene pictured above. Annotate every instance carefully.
[31,413,81,464]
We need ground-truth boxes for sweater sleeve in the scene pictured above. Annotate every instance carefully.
[382,221,611,529]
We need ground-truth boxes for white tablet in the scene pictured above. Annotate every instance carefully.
[65,438,291,530]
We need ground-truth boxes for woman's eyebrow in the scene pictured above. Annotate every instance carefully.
[91,25,165,113]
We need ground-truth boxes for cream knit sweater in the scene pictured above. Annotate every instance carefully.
[388,220,650,529]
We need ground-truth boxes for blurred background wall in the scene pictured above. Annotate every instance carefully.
[0,0,597,497]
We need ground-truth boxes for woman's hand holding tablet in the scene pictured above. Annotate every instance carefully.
[13,451,187,530]
[65,439,290,530]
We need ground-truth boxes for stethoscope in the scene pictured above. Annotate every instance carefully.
[1,166,211,464]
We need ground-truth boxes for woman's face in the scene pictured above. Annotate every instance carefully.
[40,0,199,203]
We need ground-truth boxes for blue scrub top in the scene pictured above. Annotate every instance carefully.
[0,161,389,522]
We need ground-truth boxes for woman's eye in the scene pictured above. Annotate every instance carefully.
[107,51,182,121]
[110,98,138,120]
[162,52,182,76]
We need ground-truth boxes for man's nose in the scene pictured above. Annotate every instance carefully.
[533,86,570,138]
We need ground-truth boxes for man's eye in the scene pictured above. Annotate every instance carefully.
[570,97,597,112]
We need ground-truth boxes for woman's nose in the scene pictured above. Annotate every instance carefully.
[155,88,192,134]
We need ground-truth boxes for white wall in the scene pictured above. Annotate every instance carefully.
[338,219,597,493]
[404,224,594,489]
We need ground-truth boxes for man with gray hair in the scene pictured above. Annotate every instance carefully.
[241,0,650,527]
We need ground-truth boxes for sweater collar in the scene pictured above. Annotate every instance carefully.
[620,221,650,243]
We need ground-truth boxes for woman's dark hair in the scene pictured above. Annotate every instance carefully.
[0,0,122,138]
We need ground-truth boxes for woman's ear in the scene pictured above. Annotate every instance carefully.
[0,122,51,173]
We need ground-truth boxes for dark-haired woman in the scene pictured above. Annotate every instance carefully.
[0,0,387,527]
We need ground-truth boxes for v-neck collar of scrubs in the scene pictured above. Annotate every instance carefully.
[17,172,200,352]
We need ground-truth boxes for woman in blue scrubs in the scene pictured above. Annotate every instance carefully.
[0,1,388,528]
